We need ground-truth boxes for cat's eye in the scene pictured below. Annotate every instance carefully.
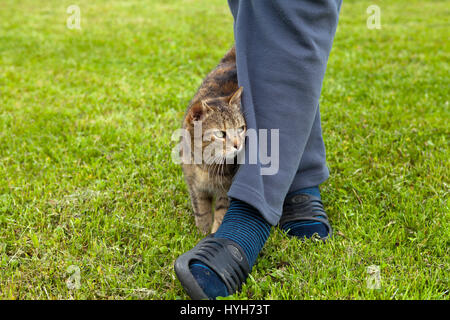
[214,130,226,138]
[237,126,246,134]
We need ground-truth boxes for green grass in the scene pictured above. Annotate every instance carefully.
[0,0,448,300]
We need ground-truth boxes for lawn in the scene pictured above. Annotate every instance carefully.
[0,0,448,300]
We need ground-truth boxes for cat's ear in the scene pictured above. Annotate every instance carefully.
[228,86,243,107]
[187,100,213,123]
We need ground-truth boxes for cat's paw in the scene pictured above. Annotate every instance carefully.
[196,221,212,235]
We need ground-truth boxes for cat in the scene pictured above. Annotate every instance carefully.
[181,46,246,234]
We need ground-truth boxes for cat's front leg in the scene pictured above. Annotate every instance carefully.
[211,194,229,233]
[190,190,213,234]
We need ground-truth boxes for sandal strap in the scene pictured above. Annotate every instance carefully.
[174,235,250,299]
[279,194,332,237]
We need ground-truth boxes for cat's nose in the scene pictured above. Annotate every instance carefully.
[233,139,238,149]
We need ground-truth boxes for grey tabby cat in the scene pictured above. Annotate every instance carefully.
[181,47,246,234]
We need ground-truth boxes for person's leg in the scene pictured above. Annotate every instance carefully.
[288,105,329,194]
[228,0,342,225]
[176,0,342,299]
[280,105,331,239]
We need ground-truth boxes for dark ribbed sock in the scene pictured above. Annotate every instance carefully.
[281,186,329,238]
[189,198,271,299]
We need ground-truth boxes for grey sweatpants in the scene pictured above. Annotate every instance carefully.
[227,0,342,225]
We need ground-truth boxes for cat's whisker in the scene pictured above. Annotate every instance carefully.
[220,164,226,191]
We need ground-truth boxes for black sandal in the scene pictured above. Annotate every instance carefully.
[279,193,332,240]
[174,235,250,300]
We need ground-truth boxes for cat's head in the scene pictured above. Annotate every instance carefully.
[184,87,246,163]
